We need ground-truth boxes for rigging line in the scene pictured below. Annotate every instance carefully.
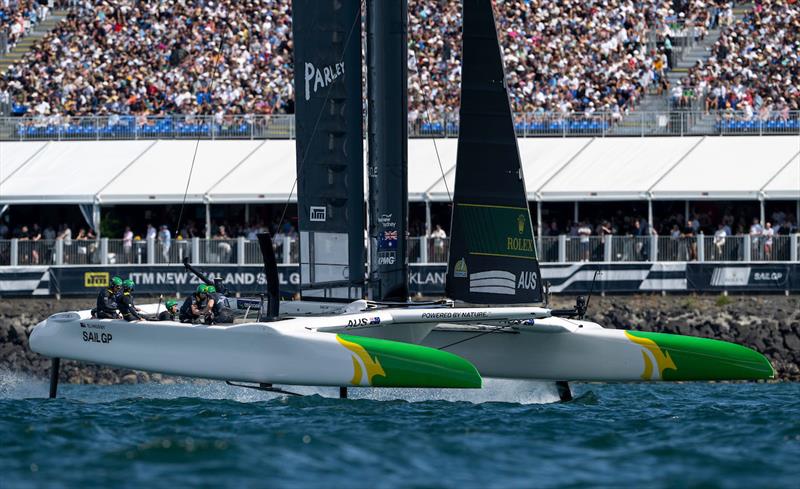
[431,136,452,202]
[277,0,366,232]
[437,324,516,351]
[173,139,201,260]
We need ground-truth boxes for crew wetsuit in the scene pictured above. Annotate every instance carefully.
[94,288,119,319]
[157,310,176,321]
[208,292,234,324]
[179,295,207,323]
[118,291,142,321]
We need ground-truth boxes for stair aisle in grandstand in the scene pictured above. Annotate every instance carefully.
[613,3,752,136]
[0,10,67,75]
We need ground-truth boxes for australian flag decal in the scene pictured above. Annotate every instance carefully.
[378,229,398,251]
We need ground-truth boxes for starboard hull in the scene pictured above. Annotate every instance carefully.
[421,320,775,382]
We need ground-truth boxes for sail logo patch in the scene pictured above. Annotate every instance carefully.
[303,61,346,101]
[454,258,468,278]
[310,206,327,222]
[518,271,538,290]
[506,237,534,252]
[469,270,516,295]
[517,214,526,234]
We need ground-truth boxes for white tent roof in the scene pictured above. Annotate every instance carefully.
[408,138,457,201]
[206,140,296,203]
[0,140,152,204]
[98,140,265,203]
[650,136,800,200]
[1,136,797,205]
[0,141,47,184]
[539,137,703,201]
[424,138,594,201]
[762,154,800,199]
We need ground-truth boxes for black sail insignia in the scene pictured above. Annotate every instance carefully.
[292,0,365,299]
[445,0,543,304]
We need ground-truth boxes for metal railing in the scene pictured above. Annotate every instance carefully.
[3,110,799,141]
[1,235,798,266]
[2,114,295,141]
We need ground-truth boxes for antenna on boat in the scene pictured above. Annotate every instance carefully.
[577,270,602,319]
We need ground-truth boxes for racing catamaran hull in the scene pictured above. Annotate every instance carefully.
[29,310,482,389]
[29,305,774,387]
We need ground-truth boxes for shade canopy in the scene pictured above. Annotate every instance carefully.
[0,136,797,204]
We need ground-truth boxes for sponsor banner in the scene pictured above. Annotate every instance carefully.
[4,263,799,297]
[687,264,797,291]
[49,266,302,297]
[0,266,50,296]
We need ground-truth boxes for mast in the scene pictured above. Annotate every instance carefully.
[292,0,365,299]
[366,0,409,301]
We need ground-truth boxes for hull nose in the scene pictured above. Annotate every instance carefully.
[625,330,775,381]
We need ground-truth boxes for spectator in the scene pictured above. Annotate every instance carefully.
[577,221,592,262]
[430,224,447,261]
[713,223,727,260]
[158,225,171,262]
[763,221,774,260]
[750,217,763,260]
[122,226,133,263]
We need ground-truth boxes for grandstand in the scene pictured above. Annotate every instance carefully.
[0,0,797,276]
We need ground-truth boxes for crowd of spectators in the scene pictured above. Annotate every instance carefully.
[0,1,54,55]
[1,0,731,122]
[0,0,294,118]
[677,0,800,119]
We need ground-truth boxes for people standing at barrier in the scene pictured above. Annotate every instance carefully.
[578,222,592,262]
[158,225,171,262]
[118,279,142,321]
[763,222,774,260]
[713,223,727,260]
[122,226,133,263]
[750,218,763,260]
[179,284,210,323]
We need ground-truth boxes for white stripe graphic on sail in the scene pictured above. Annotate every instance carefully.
[470,286,516,295]
[469,278,516,288]
[469,270,516,295]
[470,271,515,281]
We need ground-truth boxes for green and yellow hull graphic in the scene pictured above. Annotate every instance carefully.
[624,330,775,381]
[335,334,482,388]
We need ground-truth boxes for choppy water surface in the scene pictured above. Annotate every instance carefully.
[1,374,798,488]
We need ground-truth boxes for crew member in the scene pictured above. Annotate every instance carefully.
[179,284,209,323]
[118,279,142,321]
[205,285,234,324]
[158,299,179,321]
[94,276,123,318]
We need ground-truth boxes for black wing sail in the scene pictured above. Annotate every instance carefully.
[293,0,365,299]
[445,0,543,304]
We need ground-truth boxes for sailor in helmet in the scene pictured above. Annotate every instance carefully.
[93,276,123,319]
[158,299,179,321]
[204,285,234,324]
[118,278,143,321]
[179,284,210,323]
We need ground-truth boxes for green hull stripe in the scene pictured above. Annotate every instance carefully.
[626,330,775,381]
[337,334,482,388]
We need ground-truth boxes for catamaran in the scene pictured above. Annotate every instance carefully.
[29,0,774,401]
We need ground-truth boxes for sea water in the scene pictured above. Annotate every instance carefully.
[1,374,798,488]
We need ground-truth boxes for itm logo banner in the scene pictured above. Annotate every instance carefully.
[84,272,109,288]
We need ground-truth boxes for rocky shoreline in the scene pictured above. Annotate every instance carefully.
[1,295,798,383]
